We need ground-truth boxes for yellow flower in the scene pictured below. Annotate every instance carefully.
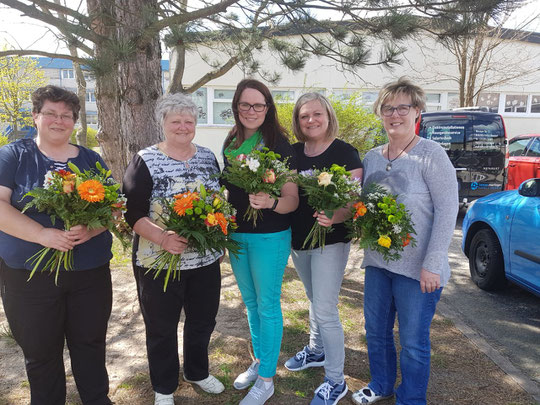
[377,235,392,249]
[317,172,333,187]
[78,180,105,202]
[205,213,218,227]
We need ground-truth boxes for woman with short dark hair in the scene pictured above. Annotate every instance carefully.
[0,85,114,404]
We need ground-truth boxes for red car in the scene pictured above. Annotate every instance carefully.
[506,134,540,190]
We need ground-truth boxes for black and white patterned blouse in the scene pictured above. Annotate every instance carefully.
[123,144,222,270]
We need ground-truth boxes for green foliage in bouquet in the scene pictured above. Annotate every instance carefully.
[347,183,416,262]
[149,184,240,291]
[221,147,291,226]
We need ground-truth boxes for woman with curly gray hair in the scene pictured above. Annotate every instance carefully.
[122,93,224,405]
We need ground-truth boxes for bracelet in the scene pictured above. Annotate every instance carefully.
[271,198,279,211]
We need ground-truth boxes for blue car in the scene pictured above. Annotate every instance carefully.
[462,178,540,296]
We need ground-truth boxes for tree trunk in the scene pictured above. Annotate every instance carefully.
[88,0,162,181]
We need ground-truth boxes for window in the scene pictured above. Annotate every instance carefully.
[508,138,530,157]
[526,138,540,157]
[531,95,540,113]
[61,69,74,79]
[212,89,235,125]
[361,91,378,105]
[192,88,208,124]
[271,90,295,102]
[447,92,460,110]
[426,93,442,111]
[504,94,528,113]
[86,91,96,103]
[477,93,500,113]
[330,89,355,101]
[86,115,98,125]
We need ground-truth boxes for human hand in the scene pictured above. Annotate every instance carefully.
[36,228,75,252]
[159,230,188,255]
[420,268,441,293]
[313,211,333,228]
[67,224,100,245]
[248,192,274,210]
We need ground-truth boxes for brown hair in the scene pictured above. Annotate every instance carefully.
[31,85,81,122]
[223,79,288,150]
[373,77,426,122]
[292,92,339,142]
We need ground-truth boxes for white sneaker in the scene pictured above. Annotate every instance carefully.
[183,374,225,394]
[239,378,274,405]
[154,391,174,405]
[234,360,260,390]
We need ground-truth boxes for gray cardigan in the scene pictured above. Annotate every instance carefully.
[361,137,459,286]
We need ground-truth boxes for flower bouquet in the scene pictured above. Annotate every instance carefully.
[347,183,416,262]
[149,184,240,291]
[221,147,291,227]
[295,164,361,249]
[22,162,127,283]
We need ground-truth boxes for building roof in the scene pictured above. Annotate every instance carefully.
[35,57,170,71]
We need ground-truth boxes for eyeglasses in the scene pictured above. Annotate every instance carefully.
[238,102,268,112]
[39,111,75,122]
[381,104,413,117]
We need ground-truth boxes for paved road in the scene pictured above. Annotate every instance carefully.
[441,213,540,402]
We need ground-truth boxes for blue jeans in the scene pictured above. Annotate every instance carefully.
[230,229,291,378]
[291,242,350,383]
[364,266,442,405]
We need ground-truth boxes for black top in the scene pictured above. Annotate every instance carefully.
[221,135,297,233]
[291,138,363,250]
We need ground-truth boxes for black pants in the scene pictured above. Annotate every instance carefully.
[0,260,113,405]
[134,260,221,395]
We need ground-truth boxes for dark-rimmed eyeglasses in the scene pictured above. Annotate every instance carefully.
[39,111,75,122]
[238,102,268,112]
[381,104,413,117]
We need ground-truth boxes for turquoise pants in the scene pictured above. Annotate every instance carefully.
[230,229,291,378]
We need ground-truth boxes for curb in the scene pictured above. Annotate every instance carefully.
[437,300,540,404]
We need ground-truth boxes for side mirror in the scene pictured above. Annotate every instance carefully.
[518,178,540,197]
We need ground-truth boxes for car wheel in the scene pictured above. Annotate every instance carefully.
[469,229,506,291]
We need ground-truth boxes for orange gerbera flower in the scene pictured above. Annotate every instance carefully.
[353,201,367,219]
[78,179,105,202]
[173,192,199,216]
[214,212,228,235]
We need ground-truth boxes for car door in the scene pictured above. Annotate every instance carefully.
[466,116,505,198]
[507,137,532,190]
[508,191,540,291]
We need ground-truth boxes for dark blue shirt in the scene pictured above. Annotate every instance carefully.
[0,139,113,271]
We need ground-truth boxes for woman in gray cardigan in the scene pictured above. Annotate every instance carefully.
[352,77,459,405]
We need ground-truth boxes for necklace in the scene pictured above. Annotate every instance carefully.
[304,139,333,157]
[385,135,416,171]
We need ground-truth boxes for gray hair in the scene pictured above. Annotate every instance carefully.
[155,93,199,136]
[292,92,339,142]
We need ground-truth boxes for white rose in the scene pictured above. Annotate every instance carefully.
[317,172,333,187]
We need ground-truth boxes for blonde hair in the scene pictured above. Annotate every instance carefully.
[292,93,339,142]
[373,77,426,120]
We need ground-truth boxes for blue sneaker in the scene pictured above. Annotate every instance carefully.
[310,378,348,405]
[284,346,325,371]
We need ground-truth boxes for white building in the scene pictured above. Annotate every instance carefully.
[172,28,540,160]
[35,57,170,128]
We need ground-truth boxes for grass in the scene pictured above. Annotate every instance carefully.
[0,323,15,345]
[0,250,537,405]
